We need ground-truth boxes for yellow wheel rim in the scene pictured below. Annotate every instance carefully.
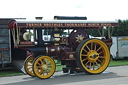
[80,39,110,74]
[33,56,55,79]
[25,56,35,77]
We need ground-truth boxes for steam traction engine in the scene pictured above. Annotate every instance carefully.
[8,17,118,79]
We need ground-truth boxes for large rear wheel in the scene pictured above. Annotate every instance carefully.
[32,55,56,79]
[76,38,110,74]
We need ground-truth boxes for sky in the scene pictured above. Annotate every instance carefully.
[0,0,128,21]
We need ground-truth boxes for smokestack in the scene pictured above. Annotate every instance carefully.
[35,17,43,20]
[54,16,87,20]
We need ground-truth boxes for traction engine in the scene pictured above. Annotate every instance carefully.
[8,16,118,79]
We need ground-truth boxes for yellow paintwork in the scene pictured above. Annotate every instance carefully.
[33,56,55,79]
[25,56,35,76]
[80,39,110,74]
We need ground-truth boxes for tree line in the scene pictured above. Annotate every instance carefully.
[87,20,128,37]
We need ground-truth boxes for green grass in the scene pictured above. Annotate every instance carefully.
[0,59,128,77]
[0,69,23,77]
[109,59,128,67]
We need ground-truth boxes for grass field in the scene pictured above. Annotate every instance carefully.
[109,59,128,67]
[0,59,128,77]
[0,69,23,77]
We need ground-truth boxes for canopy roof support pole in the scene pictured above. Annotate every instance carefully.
[108,26,114,39]
[102,28,104,38]
[98,29,102,37]
[108,27,110,39]
[11,28,16,47]
[16,27,20,45]
[110,27,114,38]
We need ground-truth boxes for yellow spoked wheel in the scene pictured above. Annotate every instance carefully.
[24,56,35,77]
[76,38,110,74]
[32,55,56,79]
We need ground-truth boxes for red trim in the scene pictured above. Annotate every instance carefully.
[20,48,32,57]
[8,20,16,29]
[18,45,35,48]
[20,42,34,45]
[0,48,10,50]
[18,23,118,28]
[8,20,118,29]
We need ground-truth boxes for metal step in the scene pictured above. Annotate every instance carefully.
[12,60,26,74]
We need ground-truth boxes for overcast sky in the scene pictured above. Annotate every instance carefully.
[0,0,128,20]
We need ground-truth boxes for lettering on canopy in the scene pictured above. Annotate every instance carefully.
[26,23,113,27]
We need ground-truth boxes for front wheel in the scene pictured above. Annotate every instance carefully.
[32,55,56,79]
[24,56,35,77]
[76,38,110,74]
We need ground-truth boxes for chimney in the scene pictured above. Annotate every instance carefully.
[35,17,43,20]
